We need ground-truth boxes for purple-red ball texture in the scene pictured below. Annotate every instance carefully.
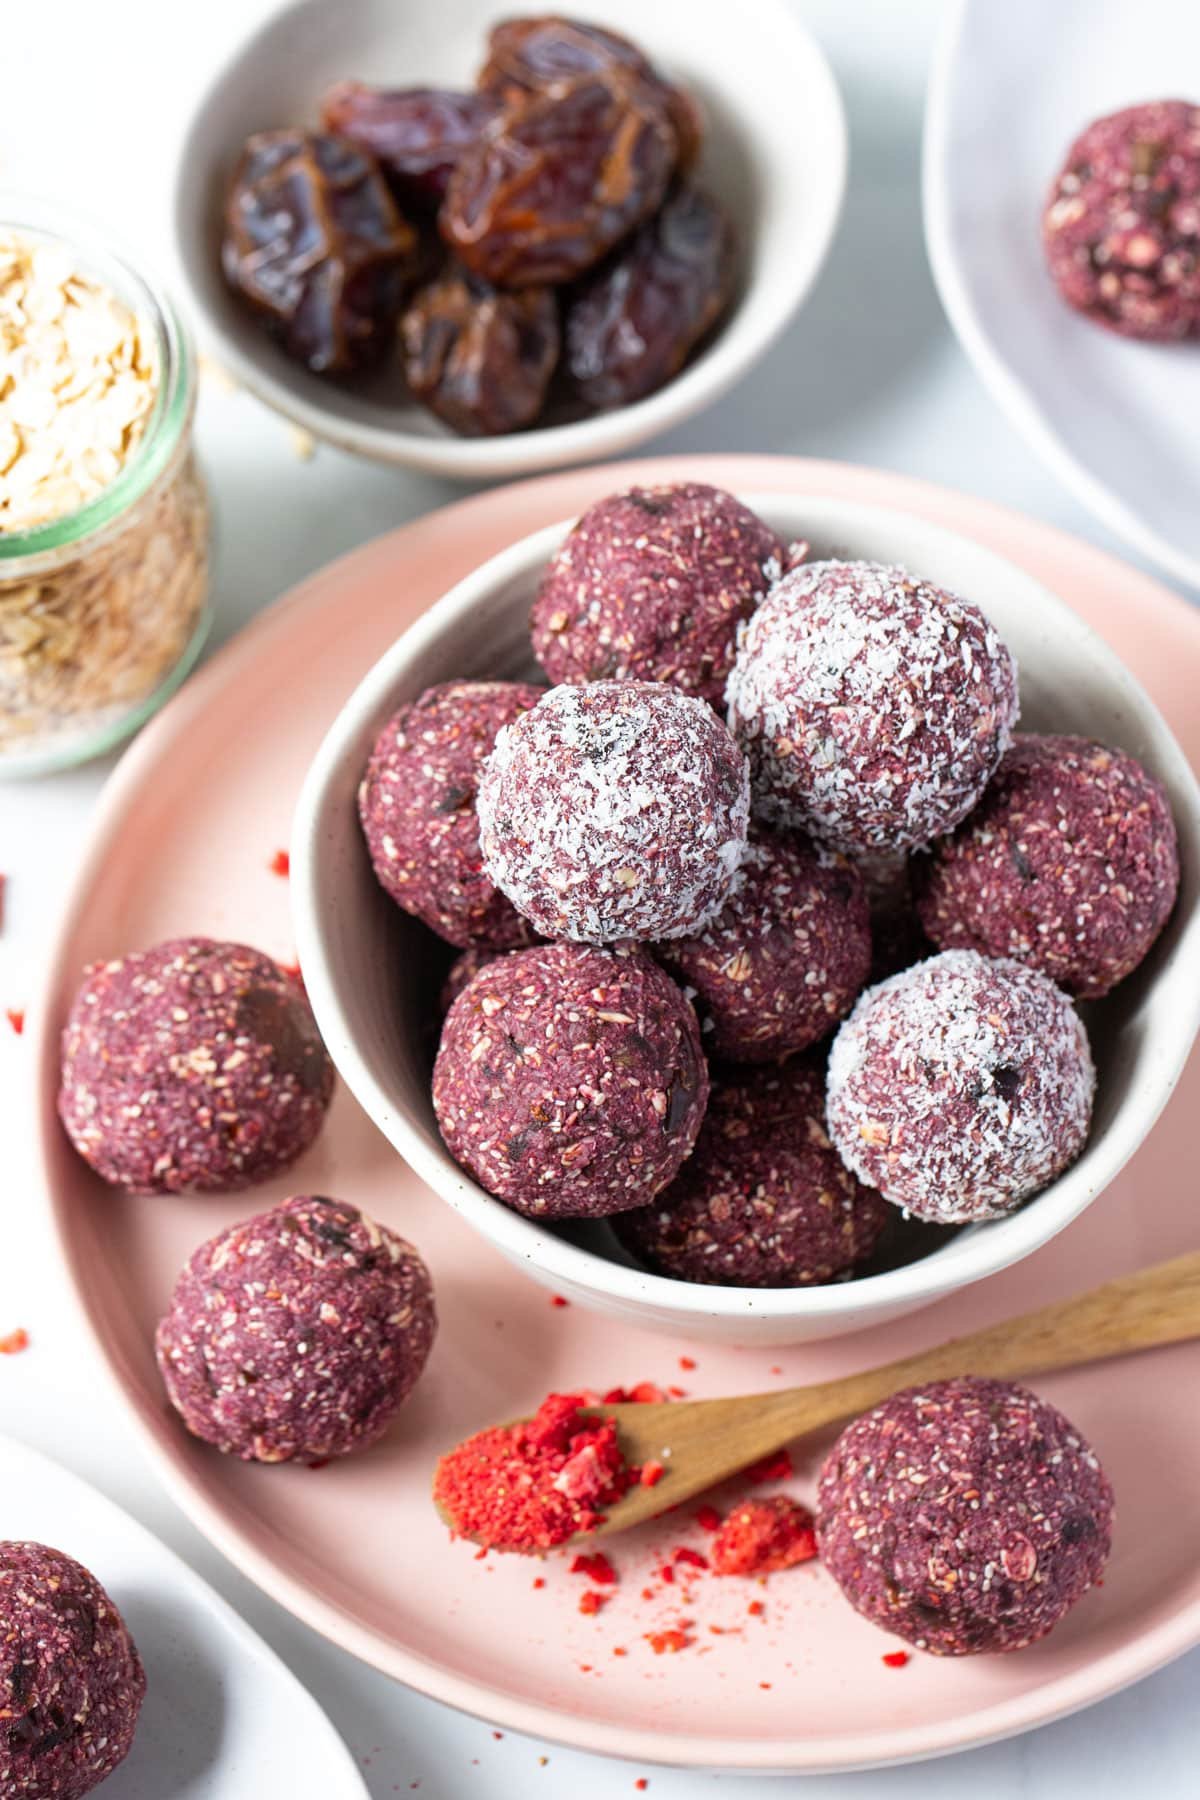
[156,1195,436,1462]
[433,941,708,1218]
[359,679,544,948]
[817,1376,1113,1655]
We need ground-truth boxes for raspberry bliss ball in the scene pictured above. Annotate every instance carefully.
[0,1541,145,1799]
[156,1195,436,1463]
[359,680,543,949]
[726,560,1019,853]
[1043,100,1200,340]
[656,827,871,1062]
[530,483,783,704]
[917,734,1180,1000]
[614,1060,889,1286]
[432,941,708,1217]
[827,950,1095,1223]
[58,938,334,1194]
[817,1376,1113,1655]
[477,680,749,943]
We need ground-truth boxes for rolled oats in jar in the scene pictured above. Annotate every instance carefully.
[0,206,210,774]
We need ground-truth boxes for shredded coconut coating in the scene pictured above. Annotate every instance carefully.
[1043,100,1200,340]
[478,680,750,943]
[917,733,1180,1000]
[614,1059,889,1286]
[58,937,334,1194]
[725,559,1019,853]
[530,483,783,704]
[826,949,1095,1223]
[358,680,543,949]
[656,826,871,1062]
[817,1376,1113,1655]
[155,1195,436,1463]
[0,1540,145,1800]
[432,942,709,1218]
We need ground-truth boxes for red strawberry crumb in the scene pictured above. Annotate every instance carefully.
[641,1586,655,1600]
[550,1295,569,1308]
[759,1681,772,1690]
[612,1646,627,1657]
[532,1577,545,1589]
[0,1328,29,1355]
[646,1626,694,1654]
[658,1563,675,1585]
[629,1382,667,1404]
[5,1008,24,1035]
[769,1366,783,1376]
[602,1386,629,1404]
[679,1356,697,1370]
[278,958,302,979]
[882,1651,910,1669]
[570,1551,617,1585]
[744,1448,794,1484]
[635,1781,649,1792]
[695,1505,722,1532]
[640,1460,665,1488]
[667,1385,687,1398]
[673,1547,708,1570]
[748,1600,765,1617]
[269,849,290,876]
[492,1731,504,1739]
[578,1590,608,1615]
[711,1497,817,1577]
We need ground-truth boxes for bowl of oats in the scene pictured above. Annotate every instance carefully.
[0,201,211,776]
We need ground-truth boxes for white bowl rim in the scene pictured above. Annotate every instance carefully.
[293,490,1200,1323]
[171,0,848,480]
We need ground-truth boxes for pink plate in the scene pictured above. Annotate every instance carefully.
[33,456,1200,1772]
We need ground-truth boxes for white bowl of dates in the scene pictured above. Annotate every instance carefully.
[292,487,1200,1345]
[173,0,847,479]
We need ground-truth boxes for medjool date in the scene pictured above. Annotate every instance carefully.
[565,183,735,408]
[401,268,560,434]
[478,14,703,171]
[222,129,419,372]
[320,82,501,206]
[440,77,676,287]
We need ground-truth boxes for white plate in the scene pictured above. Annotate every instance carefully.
[924,0,1200,592]
[0,1435,367,1799]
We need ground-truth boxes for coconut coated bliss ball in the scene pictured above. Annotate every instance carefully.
[0,1541,145,1800]
[917,733,1180,1000]
[359,679,544,948]
[1043,99,1200,341]
[656,826,871,1063]
[530,482,783,704]
[156,1195,436,1463]
[433,941,708,1218]
[477,680,750,943]
[726,559,1019,853]
[817,1376,1113,1655]
[614,1059,890,1287]
[58,938,334,1194]
[827,950,1095,1224]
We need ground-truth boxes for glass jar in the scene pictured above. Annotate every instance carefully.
[0,202,211,776]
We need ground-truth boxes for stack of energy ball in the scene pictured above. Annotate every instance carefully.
[359,480,1180,1285]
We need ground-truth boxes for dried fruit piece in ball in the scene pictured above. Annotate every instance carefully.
[0,1541,146,1800]
[440,77,677,288]
[477,680,750,943]
[478,13,704,172]
[531,482,781,703]
[614,1060,889,1286]
[401,269,560,435]
[826,949,1095,1224]
[433,942,708,1217]
[916,733,1180,1000]
[156,1195,436,1463]
[1043,99,1200,341]
[564,185,736,411]
[222,130,419,373]
[817,1376,1113,1654]
[726,559,1019,853]
[359,680,543,948]
[656,827,871,1063]
[320,82,501,207]
[58,937,334,1194]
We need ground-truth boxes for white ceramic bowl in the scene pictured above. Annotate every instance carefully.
[173,0,846,481]
[292,493,1200,1345]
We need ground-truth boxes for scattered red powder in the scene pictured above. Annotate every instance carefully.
[0,1328,29,1356]
[882,1650,910,1669]
[711,1497,818,1577]
[673,1547,708,1570]
[570,1551,617,1585]
[679,1356,697,1371]
[695,1505,722,1532]
[6,1008,25,1035]
[550,1295,569,1308]
[269,849,290,877]
[640,1460,665,1488]
[745,1448,794,1484]
[434,1393,633,1552]
[578,1590,608,1615]
[646,1626,694,1654]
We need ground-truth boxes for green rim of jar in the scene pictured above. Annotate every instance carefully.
[0,199,195,563]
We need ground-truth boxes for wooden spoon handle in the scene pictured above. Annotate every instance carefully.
[779,1248,1200,1439]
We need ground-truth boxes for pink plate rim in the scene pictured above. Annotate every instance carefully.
[31,454,1200,1771]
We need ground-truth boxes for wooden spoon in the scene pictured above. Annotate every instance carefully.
[558,1249,1200,1543]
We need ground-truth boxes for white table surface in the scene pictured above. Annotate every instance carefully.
[2,1,1198,1794]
